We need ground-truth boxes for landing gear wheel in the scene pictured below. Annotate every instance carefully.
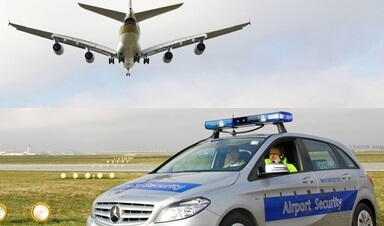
[352,203,375,226]
[118,53,125,63]
[219,212,253,226]
[134,54,140,63]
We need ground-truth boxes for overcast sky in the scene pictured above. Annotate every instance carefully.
[0,108,383,153]
[0,1,383,153]
[1,0,384,107]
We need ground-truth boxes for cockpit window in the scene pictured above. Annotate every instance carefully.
[156,138,266,173]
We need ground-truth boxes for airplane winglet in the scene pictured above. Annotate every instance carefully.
[8,20,16,28]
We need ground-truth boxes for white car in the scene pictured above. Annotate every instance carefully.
[87,111,377,226]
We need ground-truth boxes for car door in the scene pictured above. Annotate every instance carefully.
[300,138,359,226]
[250,138,321,226]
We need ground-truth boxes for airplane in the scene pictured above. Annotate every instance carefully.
[9,1,250,76]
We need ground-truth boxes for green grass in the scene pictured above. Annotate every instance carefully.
[353,151,384,162]
[0,151,382,164]
[0,171,146,226]
[370,172,384,225]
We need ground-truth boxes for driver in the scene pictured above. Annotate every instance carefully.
[265,146,297,172]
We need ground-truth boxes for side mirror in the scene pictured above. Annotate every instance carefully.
[259,163,289,177]
[265,163,289,173]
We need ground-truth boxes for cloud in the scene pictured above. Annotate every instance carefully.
[1,0,384,107]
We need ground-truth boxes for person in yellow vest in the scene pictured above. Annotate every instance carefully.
[224,148,245,168]
[265,146,297,172]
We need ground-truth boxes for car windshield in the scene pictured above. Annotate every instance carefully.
[156,137,266,173]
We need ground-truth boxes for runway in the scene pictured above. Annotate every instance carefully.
[0,163,159,172]
[0,163,382,172]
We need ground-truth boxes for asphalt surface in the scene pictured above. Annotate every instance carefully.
[0,163,382,172]
[0,163,159,172]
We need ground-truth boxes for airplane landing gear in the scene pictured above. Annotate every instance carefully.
[134,53,140,63]
[143,57,149,64]
[126,69,130,76]
[118,53,125,63]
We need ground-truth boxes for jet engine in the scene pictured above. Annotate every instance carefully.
[163,51,173,63]
[194,42,205,55]
[52,43,64,55]
[85,51,94,63]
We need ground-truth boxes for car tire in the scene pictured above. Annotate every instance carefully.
[352,203,375,226]
[220,212,254,226]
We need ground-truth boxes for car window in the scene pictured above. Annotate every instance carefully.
[332,145,359,169]
[156,138,265,173]
[303,139,339,170]
[263,140,301,172]
[172,147,216,172]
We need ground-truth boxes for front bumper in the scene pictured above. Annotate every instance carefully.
[86,208,221,226]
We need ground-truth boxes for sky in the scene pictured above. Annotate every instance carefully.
[1,0,384,107]
[0,108,383,154]
[0,1,383,153]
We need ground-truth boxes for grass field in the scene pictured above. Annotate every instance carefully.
[0,171,146,226]
[0,152,383,225]
[353,151,384,162]
[0,151,381,164]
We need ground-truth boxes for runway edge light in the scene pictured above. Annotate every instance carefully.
[0,203,8,222]
[31,202,51,223]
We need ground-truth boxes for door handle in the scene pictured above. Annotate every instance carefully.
[302,177,314,184]
[342,174,351,180]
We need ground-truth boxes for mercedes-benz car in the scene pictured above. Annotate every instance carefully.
[87,111,377,226]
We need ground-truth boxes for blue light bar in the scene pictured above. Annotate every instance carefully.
[204,111,293,130]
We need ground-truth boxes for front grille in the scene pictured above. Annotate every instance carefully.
[94,202,154,225]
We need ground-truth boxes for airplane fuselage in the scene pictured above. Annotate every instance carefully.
[117,10,141,69]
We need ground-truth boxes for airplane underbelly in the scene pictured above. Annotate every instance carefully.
[117,32,141,69]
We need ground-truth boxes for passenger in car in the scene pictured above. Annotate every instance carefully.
[224,148,245,168]
[265,146,297,172]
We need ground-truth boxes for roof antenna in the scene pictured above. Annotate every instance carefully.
[231,114,236,136]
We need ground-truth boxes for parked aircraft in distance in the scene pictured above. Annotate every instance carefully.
[9,1,250,76]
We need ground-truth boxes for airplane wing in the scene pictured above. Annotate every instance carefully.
[78,3,183,23]
[141,21,250,57]
[9,22,117,57]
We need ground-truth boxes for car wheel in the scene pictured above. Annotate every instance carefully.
[352,203,375,226]
[220,212,254,226]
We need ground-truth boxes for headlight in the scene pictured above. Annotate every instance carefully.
[90,201,95,218]
[155,197,210,223]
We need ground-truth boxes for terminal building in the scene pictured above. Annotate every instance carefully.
[0,145,36,156]
[349,144,384,151]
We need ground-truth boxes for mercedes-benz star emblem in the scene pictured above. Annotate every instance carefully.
[110,205,122,223]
